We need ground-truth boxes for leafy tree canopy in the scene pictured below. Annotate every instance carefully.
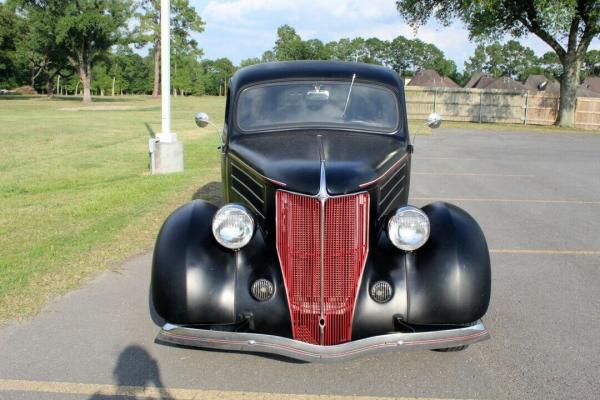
[396,0,600,126]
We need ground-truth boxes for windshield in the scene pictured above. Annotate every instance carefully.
[236,80,399,133]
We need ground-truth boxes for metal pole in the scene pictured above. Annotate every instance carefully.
[159,0,175,143]
[523,92,529,125]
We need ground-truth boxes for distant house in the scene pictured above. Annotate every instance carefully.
[485,76,526,91]
[524,75,560,94]
[464,73,496,89]
[581,76,600,93]
[407,69,459,88]
[576,85,600,97]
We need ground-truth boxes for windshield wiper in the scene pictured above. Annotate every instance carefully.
[342,73,357,118]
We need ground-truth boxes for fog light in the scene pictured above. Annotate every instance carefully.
[251,279,274,302]
[370,281,393,303]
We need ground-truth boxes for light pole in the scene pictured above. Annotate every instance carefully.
[158,0,174,143]
[151,0,184,174]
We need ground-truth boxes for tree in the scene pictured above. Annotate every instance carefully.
[465,40,540,80]
[15,0,75,96]
[364,37,391,66]
[239,57,261,68]
[500,40,539,80]
[21,0,133,103]
[386,35,456,77]
[540,51,563,79]
[273,25,306,60]
[134,0,205,97]
[396,0,600,127]
[201,58,235,96]
[91,60,113,96]
[0,2,23,88]
[261,51,276,63]
[583,49,600,77]
[304,39,331,60]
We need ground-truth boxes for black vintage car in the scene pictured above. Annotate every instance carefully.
[151,61,491,361]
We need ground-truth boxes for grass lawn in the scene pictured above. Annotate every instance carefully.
[0,95,224,322]
[0,94,596,323]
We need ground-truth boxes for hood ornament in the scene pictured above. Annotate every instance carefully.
[317,161,329,203]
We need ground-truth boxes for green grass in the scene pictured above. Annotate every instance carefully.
[0,95,224,322]
[0,94,596,323]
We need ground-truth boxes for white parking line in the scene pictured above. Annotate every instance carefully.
[0,378,466,400]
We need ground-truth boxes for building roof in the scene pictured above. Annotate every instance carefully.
[577,85,600,97]
[581,76,600,93]
[464,73,496,89]
[524,74,560,94]
[485,76,526,91]
[463,73,482,88]
[407,69,459,88]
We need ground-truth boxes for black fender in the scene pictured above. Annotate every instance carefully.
[151,200,292,336]
[352,202,490,338]
[152,200,236,324]
[407,202,491,325]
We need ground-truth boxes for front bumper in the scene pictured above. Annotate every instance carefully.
[156,321,490,362]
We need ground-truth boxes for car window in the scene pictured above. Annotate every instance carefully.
[237,81,399,133]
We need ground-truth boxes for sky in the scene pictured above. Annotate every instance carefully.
[189,0,600,70]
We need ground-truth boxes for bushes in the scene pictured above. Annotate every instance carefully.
[14,86,38,95]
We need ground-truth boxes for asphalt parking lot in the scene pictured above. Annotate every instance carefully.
[1,128,599,400]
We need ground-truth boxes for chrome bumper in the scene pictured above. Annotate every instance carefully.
[156,321,490,362]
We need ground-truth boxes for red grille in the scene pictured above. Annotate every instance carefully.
[276,191,369,345]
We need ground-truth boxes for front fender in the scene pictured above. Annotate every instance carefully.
[152,200,236,324]
[353,202,491,338]
[407,202,491,325]
[152,200,292,337]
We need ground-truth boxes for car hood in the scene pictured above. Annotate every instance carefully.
[228,131,407,196]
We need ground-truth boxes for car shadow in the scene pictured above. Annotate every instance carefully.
[87,345,173,399]
[192,181,224,206]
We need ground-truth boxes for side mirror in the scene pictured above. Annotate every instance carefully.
[426,113,442,129]
[195,112,210,128]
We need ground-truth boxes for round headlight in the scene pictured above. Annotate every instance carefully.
[387,206,430,251]
[212,204,255,250]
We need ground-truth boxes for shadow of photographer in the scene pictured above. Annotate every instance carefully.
[88,345,173,399]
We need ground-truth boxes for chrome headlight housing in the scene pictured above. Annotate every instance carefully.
[212,204,255,250]
[387,206,430,251]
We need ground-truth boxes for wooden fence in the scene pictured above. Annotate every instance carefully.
[404,86,600,130]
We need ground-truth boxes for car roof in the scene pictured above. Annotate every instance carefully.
[229,61,404,93]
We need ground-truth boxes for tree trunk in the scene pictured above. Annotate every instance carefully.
[112,77,116,97]
[46,73,54,99]
[557,52,581,128]
[31,68,38,88]
[152,40,161,98]
[79,60,92,104]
